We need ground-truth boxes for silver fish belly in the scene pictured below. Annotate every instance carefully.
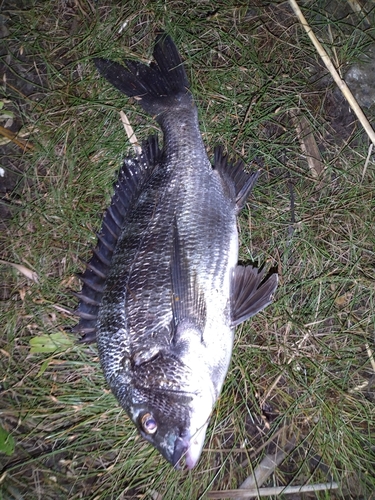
[73,34,278,469]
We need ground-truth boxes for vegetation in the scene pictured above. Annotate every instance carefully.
[1,1,374,498]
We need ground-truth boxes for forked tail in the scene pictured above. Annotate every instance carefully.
[94,34,192,118]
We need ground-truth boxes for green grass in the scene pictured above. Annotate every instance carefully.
[1,0,375,498]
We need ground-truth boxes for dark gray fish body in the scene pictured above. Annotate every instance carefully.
[74,34,278,469]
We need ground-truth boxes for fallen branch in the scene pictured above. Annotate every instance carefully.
[288,0,375,146]
[207,481,339,499]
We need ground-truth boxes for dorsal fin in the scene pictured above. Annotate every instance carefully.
[213,147,259,211]
[72,135,161,343]
[231,265,278,327]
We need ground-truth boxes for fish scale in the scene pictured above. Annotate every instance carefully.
[74,33,278,469]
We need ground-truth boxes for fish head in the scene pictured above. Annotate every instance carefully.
[112,351,216,469]
[131,389,211,469]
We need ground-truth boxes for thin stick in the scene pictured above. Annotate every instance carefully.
[119,110,141,155]
[288,0,375,146]
[207,482,339,499]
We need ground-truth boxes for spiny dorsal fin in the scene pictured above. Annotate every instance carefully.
[73,135,161,343]
[213,147,259,211]
[231,265,278,327]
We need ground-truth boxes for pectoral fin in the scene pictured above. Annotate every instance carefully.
[231,265,278,327]
[170,220,206,334]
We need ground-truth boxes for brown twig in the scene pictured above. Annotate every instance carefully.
[0,125,34,152]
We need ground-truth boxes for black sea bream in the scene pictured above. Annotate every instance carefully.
[74,34,278,469]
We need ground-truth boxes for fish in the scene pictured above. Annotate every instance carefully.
[73,33,278,469]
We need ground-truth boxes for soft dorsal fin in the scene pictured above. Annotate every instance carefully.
[213,147,259,211]
[73,135,161,343]
[231,265,278,327]
[170,220,206,336]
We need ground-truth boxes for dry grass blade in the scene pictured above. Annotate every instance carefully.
[149,490,164,500]
[362,143,373,181]
[365,343,375,374]
[288,0,375,146]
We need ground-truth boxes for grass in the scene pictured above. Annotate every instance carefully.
[1,0,375,498]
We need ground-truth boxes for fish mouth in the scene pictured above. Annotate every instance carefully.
[172,423,209,470]
[172,436,189,469]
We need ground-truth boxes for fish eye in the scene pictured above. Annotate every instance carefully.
[140,412,157,434]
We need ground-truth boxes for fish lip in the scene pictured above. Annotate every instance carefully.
[172,443,202,471]
[172,436,189,469]
[184,423,208,470]
[172,422,209,470]
[171,438,198,471]
[185,454,198,470]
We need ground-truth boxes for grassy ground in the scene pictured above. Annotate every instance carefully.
[1,0,375,498]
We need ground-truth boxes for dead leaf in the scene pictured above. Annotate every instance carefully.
[334,291,352,308]
[0,259,39,282]
[290,110,325,179]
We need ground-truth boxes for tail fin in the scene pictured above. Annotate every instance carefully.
[94,34,191,117]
